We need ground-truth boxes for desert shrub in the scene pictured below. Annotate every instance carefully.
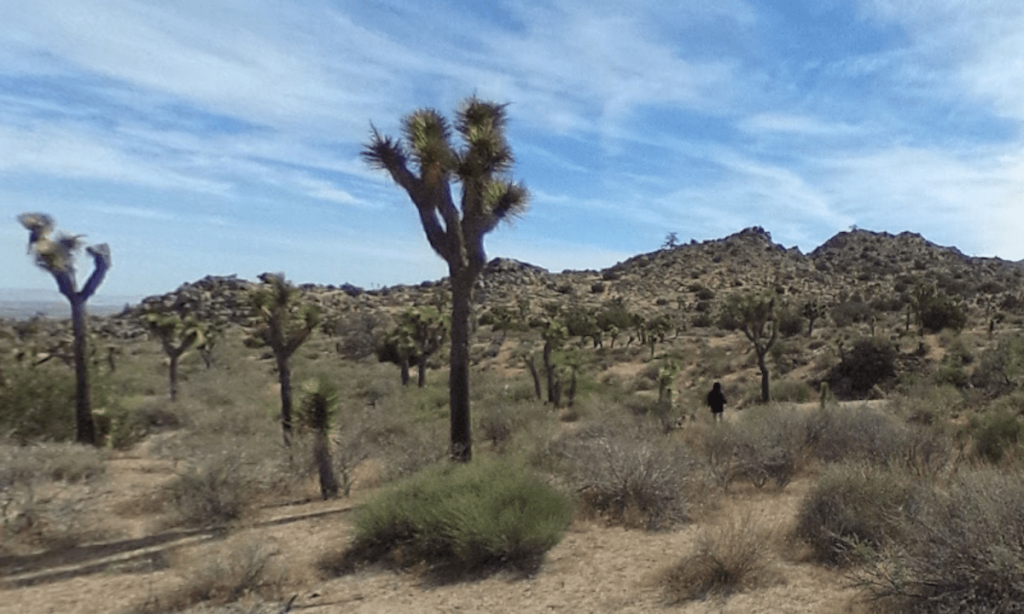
[0,442,106,549]
[971,334,1024,397]
[795,462,920,567]
[659,513,777,603]
[918,293,967,334]
[771,379,813,403]
[166,448,256,527]
[806,405,909,466]
[769,339,804,375]
[698,406,806,489]
[776,306,804,338]
[829,337,898,397]
[321,459,572,579]
[135,537,290,613]
[891,382,962,426]
[969,410,1022,464]
[0,365,78,443]
[859,470,1024,613]
[831,300,873,328]
[552,421,700,529]
[327,310,386,360]
[106,399,184,450]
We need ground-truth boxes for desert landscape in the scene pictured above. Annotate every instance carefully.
[2,226,1024,613]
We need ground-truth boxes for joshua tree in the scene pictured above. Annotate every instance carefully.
[802,298,827,336]
[721,293,778,403]
[247,273,320,446]
[362,95,529,462]
[378,306,447,387]
[18,213,111,445]
[143,310,206,401]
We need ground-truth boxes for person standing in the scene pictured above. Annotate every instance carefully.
[707,382,726,422]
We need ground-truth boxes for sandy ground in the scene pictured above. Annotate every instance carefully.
[0,446,870,614]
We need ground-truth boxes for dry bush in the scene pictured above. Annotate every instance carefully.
[690,406,807,490]
[549,417,706,530]
[795,462,921,568]
[164,440,281,527]
[0,442,107,550]
[659,512,779,603]
[806,404,911,466]
[856,469,1024,613]
[134,537,291,614]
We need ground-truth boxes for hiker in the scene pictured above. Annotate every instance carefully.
[707,382,726,422]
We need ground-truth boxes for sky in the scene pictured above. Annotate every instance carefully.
[2,0,1023,302]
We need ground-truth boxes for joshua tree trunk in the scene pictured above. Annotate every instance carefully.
[417,354,428,388]
[448,270,474,462]
[69,296,96,445]
[400,358,410,386]
[277,353,294,446]
[168,352,181,402]
[543,339,556,404]
[757,350,771,403]
[314,432,339,499]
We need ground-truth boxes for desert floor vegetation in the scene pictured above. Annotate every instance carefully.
[4,236,1024,612]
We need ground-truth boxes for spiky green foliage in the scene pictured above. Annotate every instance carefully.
[298,377,340,499]
[320,459,571,579]
[363,95,529,462]
[18,212,111,445]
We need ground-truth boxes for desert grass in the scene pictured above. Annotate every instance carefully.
[658,511,781,603]
[132,536,292,614]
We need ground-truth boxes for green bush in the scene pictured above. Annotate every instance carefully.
[829,337,898,397]
[322,459,572,579]
[0,365,77,443]
[970,410,1022,464]
[771,379,813,403]
[918,294,967,333]
[971,335,1024,397]
[795,463,919,567]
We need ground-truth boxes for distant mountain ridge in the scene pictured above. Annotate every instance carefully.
[5,227,1022,327]
[0,289,138,320]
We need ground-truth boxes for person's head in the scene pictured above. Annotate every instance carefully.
[712,382,721,392]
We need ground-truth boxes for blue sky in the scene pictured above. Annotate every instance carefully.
[2,0,1023,301]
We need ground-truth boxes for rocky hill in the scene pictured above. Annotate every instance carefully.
[11,227,1020,340]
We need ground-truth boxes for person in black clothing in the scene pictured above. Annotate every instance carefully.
[707,382,726,422]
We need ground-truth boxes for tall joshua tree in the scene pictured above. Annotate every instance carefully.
[362,96,529,462]
[248,273,320,446]
[18,213,111,445]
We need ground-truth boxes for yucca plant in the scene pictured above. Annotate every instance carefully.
[298,377,340,499]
